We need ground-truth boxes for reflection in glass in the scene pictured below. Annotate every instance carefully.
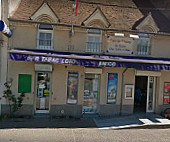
[36,72,50,110]
[83,74,99,114]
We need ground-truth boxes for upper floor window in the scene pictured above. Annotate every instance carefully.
[37,24,53,50]
[86,29,101,53]
[137,34,150,55]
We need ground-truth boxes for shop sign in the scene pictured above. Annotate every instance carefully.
[106,36,134,55]
[67,72,79,104]
[35,64,52,72]
[10,53,170,70]
[107,73,118,103]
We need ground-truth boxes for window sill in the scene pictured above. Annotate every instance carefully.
[36,47,54,50]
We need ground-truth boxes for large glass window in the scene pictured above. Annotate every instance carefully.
[37,24,53,50]
[137,34,150,55]
[86,29,101,53]
[83,74,99,114]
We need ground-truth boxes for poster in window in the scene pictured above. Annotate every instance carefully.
[67,72,79,104]
[163,82,170,104]
[125,85,134,99]
[107,73,118,103]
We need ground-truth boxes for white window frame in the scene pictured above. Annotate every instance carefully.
[37,25,53,50]
[86,29,102,53]
[136,34,150,55]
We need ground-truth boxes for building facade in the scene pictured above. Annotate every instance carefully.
[1,0,170,117]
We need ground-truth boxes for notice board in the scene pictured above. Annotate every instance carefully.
[18,74,32,93]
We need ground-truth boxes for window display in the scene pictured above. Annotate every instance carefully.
[36,72,51,111]
[163,82,170,104]
[83,74,99,113]
[67,72,79,104]
[107,73,118,103]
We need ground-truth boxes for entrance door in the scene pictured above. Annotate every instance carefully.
[83,74,99,114]
[146,76,156,112]
[35,72,51,113]
[134,76,156,113]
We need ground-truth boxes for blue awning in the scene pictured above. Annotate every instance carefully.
[9,48,170,70]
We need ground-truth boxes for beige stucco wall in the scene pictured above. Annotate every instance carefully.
[9,21,170,59]
[100,67,124,105]
[3,61,35,105]
[10,23,37,49]
[123,68,135,105]
[54,27,70,51]
[51,64,84,105]
[151,35,170,58]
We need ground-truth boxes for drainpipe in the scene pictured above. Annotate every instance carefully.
[120,68,128,116]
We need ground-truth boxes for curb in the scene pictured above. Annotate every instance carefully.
[99,123,170,130]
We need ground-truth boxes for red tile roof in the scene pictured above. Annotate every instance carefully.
[10,0,170,33]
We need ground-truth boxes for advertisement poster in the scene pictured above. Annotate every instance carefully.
[67,72,79,104]
[164,82,170,104]
[107,73,118,103]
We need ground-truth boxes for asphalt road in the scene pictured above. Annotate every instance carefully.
[0,128,170,142]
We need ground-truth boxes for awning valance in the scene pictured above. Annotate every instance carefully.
[9,48,170,70]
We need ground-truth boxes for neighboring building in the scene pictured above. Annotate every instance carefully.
[1,0,170,117]
[0,0,9,116]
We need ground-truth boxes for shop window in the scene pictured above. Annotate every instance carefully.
[37,24,53,50]
[107,73,118,104]
[137,34,150,55]
[86,29,101,53]
[67,72,79,104]
[18,74,32,93]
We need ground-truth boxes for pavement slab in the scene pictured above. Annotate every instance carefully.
[94,113,170,129]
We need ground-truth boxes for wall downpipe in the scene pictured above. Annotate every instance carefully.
[120,68,128,116]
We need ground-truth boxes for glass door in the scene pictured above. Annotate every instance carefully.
[83,74,99,114]
[146,76,156,112]
[35,72,51,113]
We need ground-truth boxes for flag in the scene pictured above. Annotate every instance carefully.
[0,20,12,37]
[75,0,78,16]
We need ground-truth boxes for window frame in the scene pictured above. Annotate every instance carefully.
[136,34,150,55]
[86,29,102,53]
[37,25,54,50]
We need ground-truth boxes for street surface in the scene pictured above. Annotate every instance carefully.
[0,128,170,142]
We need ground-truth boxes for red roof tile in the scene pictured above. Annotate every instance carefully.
[10,0,170,33]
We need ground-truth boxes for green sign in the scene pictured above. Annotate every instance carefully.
[18,74,32,93]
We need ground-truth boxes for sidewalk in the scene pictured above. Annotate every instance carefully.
[0,117,97,129]
[94,113,170,130]
[1,113,170,129]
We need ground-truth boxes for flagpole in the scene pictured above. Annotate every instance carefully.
[71,0,78,36]
[71,3,75,36]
